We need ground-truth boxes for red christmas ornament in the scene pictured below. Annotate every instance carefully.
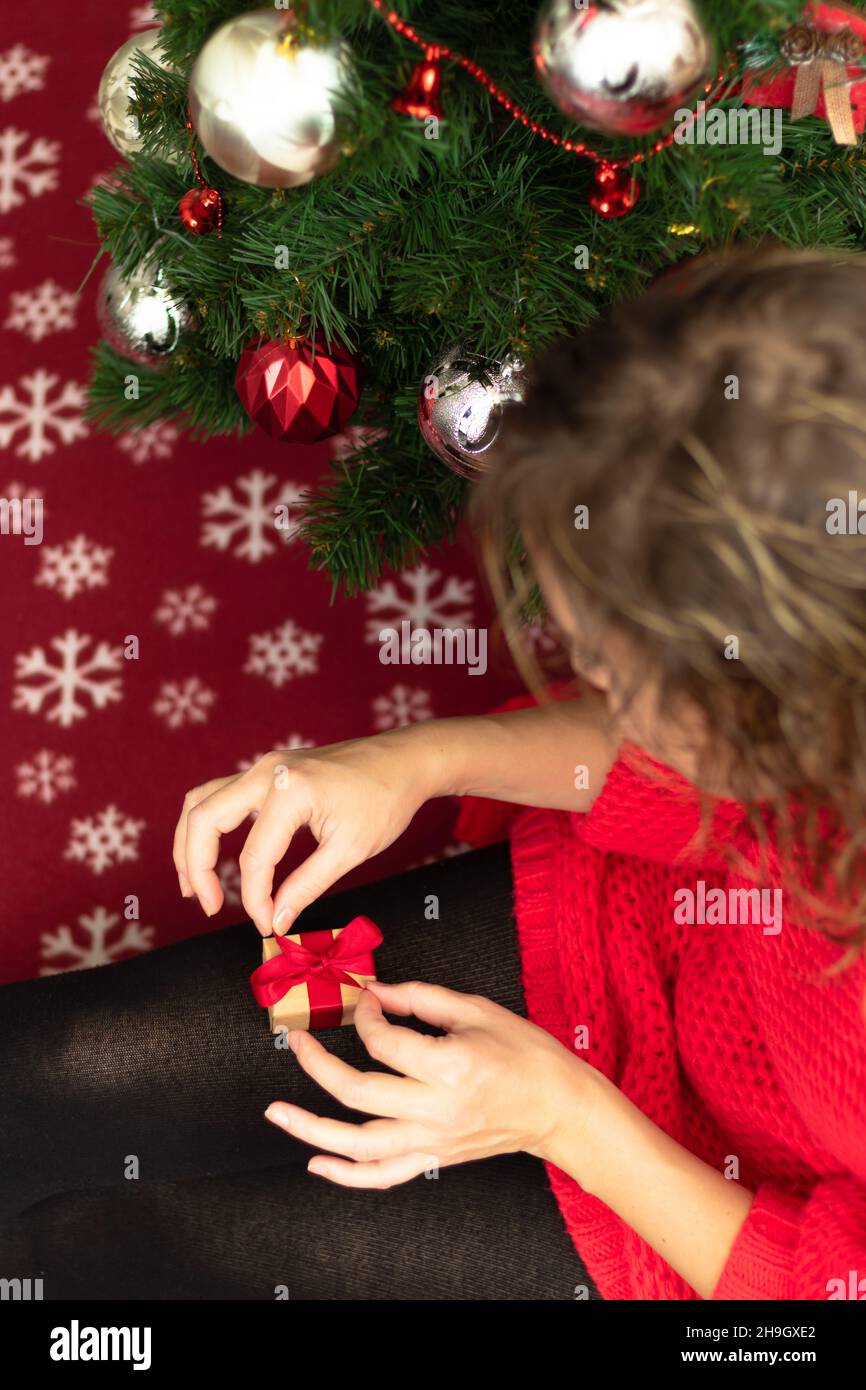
[179,186,223,235]
[235,337,364,444]
[392,48,444,120]
[589,163,641,219]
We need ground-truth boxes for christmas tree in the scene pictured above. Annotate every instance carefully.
[87,0,866,594]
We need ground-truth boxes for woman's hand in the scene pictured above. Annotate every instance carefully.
[265,981,754,1299]
[172,733,441,937]
[173,700,617,939]
[264,980,604,1188]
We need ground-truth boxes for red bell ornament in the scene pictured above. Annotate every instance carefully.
[235,337,364,444]
[392,49,444,121]
[589,163,641,219]
[179,186,223,235]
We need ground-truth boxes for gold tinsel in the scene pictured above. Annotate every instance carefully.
[586,251,608,291]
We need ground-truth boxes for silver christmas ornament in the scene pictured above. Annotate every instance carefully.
[533,0,712,137]
[188,7,354,188]
[98,29,174,157]
[419,346,527,480]
[96,256,196,366]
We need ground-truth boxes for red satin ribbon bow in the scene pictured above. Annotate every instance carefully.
[250,915,383,1029]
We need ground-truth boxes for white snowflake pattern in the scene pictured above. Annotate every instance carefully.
[200,469,305,563]
[84,168,123,201]
[245,620,322,688]
[0,128,59,215]
[40,906,154,974]
[34,534,113,601]
[5,278,77,342]
[0,235,14,268]
[13,629,123,728]
[65,805,146,876]
[129,3,160,28]
[0,370,87,461]
[152,676,216,729]
[236,733,314,773]
[217,859,242,909]
[153,584,217,636]
[3,478,44,506]
[371,683,433,730]
[330,424,387,461]
[365,563,475,642]
[116,420,178,464]
[235,735,315,819]
[510,618,564,658]
[15,748,76,804]
[3,479,46,528]
[0,46,49,103]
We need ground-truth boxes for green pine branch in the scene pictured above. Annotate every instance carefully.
[86,0,863,593]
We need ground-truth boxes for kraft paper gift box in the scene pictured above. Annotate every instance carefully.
[251,916,382,1036]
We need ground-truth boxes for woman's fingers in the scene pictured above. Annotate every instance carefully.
[288,1030,430,1120]
[238,790,310,936]
[306,1151,435,1189]
[271,838,357,935]
[351,986,445,1083]
[174,756,361,932]
[183,775,262,919]
[364,978,484,1033]
[264,1103,426,1163]
[172,776,234,905]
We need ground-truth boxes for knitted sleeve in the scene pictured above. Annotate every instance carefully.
[454,692,747,867]
[712,1179,866,1300]
[578,742,745,872]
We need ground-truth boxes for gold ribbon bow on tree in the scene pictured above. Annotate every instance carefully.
[779,20,865,145]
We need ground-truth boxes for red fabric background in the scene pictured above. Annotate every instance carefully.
[0,2,519,984]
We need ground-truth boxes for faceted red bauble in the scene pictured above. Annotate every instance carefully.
[589,164,641,219]
[179,186,222,235]
[235,337,364,444]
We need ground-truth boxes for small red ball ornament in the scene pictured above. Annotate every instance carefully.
[179,186,223,235]
[235,337,364,444]
[589,163,641,219]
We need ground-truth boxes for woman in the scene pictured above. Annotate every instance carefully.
[3,247,865,1300]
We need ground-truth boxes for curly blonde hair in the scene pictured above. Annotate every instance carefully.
[476,246,866,952]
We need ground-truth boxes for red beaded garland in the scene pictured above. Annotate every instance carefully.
[370,0,730,217]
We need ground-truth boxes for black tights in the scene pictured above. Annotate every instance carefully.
[0,845,596,1300]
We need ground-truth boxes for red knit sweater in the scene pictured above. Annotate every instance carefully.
[457,742,866,1301]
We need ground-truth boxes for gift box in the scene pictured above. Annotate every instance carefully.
[250,915,382,1035]
[742,3,866,145]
